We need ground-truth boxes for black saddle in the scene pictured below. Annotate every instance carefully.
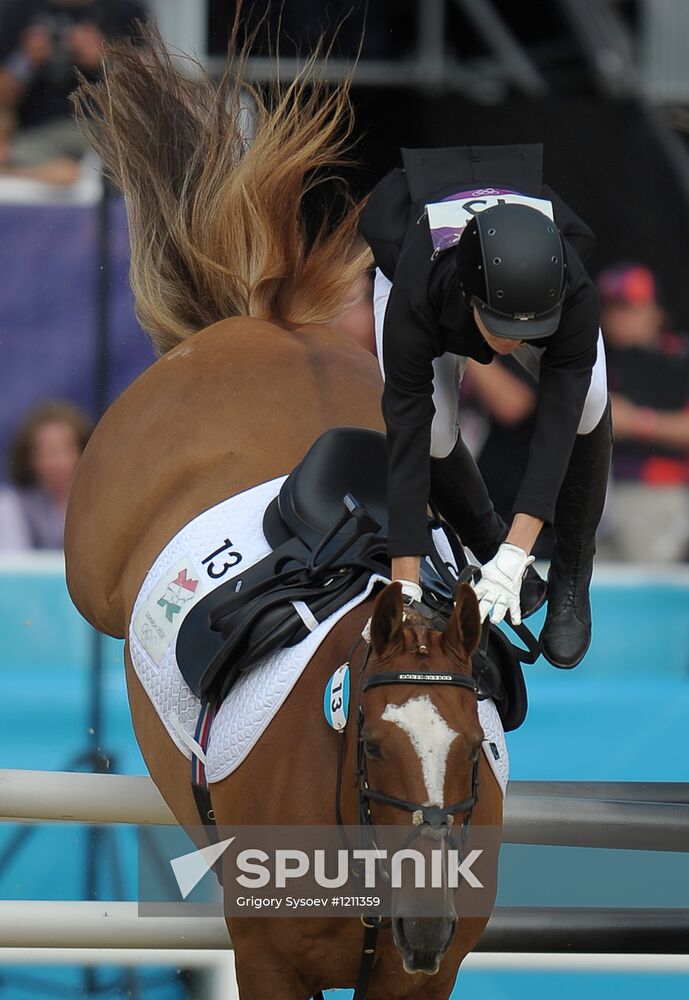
[263,427,389,551]
[176,427,538,730]
[177,429,390,703]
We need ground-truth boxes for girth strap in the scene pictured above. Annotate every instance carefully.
[309,918,380,1000]
[354,918,381,999]
[187,701,224,888]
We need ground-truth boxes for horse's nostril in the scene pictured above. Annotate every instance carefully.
[393,915,457,974]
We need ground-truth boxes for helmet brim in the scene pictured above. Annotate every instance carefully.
[473,298,563,341]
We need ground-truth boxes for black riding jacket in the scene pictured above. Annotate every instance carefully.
[360,145,601,557]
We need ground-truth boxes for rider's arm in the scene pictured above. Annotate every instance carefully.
[380,274,440,567]
[391,555,422,589]
[512,252,600,526]
[506,513,544,555]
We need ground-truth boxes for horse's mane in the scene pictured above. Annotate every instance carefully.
[71,16,370,355]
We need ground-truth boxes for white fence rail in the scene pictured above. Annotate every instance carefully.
[0,901,229,950]
[0,768,175,825]
[3,769,689,851]
[0,769,687,983]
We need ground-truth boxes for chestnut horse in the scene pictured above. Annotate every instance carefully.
[64,24,503,999]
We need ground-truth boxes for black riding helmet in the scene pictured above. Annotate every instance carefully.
[455,203,566,340]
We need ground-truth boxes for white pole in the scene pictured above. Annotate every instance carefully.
[0,945,688,977]
[465,953,689,973]
[0,769,176,825]
[0,901,230,949]
[0,948,239,1000]
[0,948,230,966]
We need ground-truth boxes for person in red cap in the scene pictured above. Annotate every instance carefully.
[599,263,689,562]
[360,144,612,668]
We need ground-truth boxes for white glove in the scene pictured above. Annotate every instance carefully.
[398,579,423,604]
[472,543,534,626]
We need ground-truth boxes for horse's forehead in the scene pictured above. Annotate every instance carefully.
[381,695,460,806]
[403,623,435,649]
[381,693,456,736]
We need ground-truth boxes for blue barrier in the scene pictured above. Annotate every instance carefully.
[1,559,688,1000]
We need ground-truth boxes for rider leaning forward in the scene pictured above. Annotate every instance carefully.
[360,144,612,668]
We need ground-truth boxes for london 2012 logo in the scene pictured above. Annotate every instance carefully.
[156,567,199,623]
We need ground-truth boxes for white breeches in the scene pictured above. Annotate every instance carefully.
[373,267,609,459]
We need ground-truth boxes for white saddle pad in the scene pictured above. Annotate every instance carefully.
[128,478,508,795]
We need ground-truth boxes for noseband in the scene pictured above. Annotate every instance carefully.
[335,638,481,851]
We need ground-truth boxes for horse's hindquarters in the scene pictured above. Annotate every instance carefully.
[65,318,384,637]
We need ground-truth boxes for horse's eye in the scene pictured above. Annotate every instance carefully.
[364,740,381,759]
[469,747,481,764]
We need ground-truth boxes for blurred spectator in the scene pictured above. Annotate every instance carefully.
[598,263,689,563]
[0,400,92,550]
[0,0,147,185]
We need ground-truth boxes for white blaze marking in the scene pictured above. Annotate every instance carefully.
[382,695,459,806]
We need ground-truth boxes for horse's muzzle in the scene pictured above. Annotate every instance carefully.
[392,916,457,975]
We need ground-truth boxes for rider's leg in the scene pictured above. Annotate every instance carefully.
[428,366,506,565]
[429,433,547,617]
[427,353,546,616]
[539,337,612,668]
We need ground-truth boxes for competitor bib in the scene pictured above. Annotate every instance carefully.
[426,187,554,255]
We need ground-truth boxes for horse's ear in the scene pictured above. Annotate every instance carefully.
[370,582,405,657]
[441,582,481,662]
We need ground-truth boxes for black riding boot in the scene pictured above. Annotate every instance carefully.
[429,437,547,617]
[540,400,613,668]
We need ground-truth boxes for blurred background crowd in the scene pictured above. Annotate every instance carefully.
[2,0,689,566]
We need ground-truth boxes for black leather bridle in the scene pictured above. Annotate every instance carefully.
[327,632,481,1000]
[357,667,480,846]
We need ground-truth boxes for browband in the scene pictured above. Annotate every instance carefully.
[363,671,477,693]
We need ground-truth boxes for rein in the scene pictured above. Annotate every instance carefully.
[331,626,481,1000]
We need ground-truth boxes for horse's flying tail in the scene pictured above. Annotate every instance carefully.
[71,19,370,355]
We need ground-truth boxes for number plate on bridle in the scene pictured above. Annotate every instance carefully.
[324,662,350,731]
